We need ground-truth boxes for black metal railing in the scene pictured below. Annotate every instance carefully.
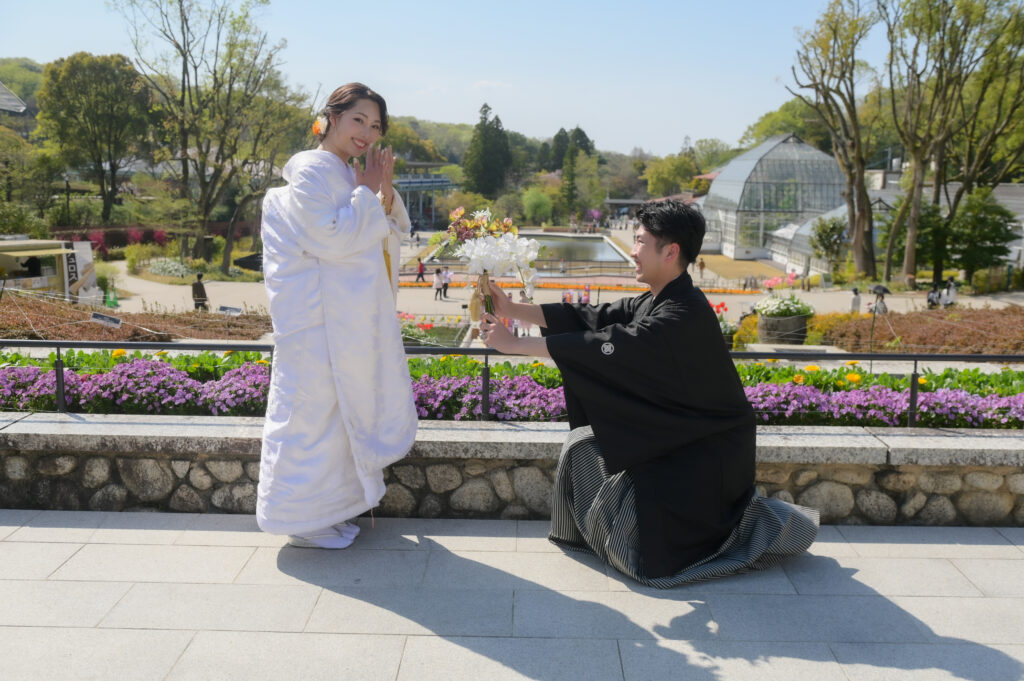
[1,339,1022,426]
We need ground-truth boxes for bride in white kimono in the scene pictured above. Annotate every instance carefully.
[258,83,417,548]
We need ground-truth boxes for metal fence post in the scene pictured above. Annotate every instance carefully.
[481,353,491,421]
[53,344,67,413]
[907,360,919,427]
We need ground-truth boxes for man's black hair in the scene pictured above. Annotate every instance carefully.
[196,273,203,281]
[635,199,706,267]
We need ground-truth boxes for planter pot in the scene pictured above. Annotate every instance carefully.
[757,315,809,345]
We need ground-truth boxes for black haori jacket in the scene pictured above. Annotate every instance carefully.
[541,272,755,577]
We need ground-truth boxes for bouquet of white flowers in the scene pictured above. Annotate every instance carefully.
[442,207,540,318]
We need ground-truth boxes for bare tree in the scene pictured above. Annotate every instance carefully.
[791,0,879,278]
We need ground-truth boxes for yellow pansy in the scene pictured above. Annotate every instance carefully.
[836,380,845,387]
[753,362,764,366]
[223,350,234,356]
[766,358,779,363]
[846,373,862,383]
[255,359,268,365]
[531,362,544,368]
[793,374,805,384]
[111,349,127,358]
[845,360,860,366]
[154,350,168,356]
[918,377,927,385]
[804,365,820,372]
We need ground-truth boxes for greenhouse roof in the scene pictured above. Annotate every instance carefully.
[0,81,27,113]
[703,134,844,212]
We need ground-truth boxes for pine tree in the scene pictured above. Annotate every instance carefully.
[463,103,511,199]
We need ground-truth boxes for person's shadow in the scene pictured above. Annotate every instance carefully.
[274,520,1023,680]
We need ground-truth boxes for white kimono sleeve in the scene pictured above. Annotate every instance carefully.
[284,164,389,260]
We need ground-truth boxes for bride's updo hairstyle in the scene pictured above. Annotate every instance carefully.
[314,82,389,141]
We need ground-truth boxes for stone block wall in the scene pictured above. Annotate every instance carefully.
[2,449,1023,526]
[756,464,1024,525]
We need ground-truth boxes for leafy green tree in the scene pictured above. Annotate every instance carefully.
[493,191,524,223]
[536,142,551,171]
[114,0,306,259]
[691,138,737,172]
[574,150,604,213]
[0,58,44,138]
[0,125,30,202]
[550,128,570,170]
[810,215,848,275]
[394,116,474,163]
[462,103,511,199]
[949,187,1018,283]
[569,126,594,156]
[740,98,832,153]
[641,153,697,197]
[36,52,151,223]
[382,120,446,171]
[522,186,553,224]
[560,140,578,217]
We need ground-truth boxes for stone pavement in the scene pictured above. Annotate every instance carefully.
[1,510,1022,680]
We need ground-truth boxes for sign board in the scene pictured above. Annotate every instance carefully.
[65,241,98,302]
[217,305,243,316]
[89,312,122,328]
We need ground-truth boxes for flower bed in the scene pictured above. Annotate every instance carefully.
[1,355,1022,428]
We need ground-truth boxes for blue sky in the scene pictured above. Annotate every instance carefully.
[2,0,890,156]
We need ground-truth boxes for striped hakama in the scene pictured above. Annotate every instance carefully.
[549,427,820,588]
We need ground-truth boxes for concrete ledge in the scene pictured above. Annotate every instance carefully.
[1,414,1021,467]
[866,427,1024,467]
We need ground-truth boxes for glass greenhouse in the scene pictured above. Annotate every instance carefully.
[702,134,845,260]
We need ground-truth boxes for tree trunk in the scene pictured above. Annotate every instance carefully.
[883,196,910,282]
[220,191,261,275]
[901,156,927,289]
[851,156,875,279]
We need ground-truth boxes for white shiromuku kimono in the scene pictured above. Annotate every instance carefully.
[257,149,417,535]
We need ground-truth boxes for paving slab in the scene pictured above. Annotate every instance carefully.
[51,543,255,583]
[0,580,131,627]
[397,636,624,681]
[175,513,288,547]
[837,525,1023,559]
[421,549,610,592]
[234,546,430,587]
[892,596,1024,644]
[606,562,797,595]
[707,594,930,643]
[0,541,82,579]
[91,511,196,545]
[100,582,322,632]
[306,587,513,636]
[831,643,1024,681]
[866,427,1024,466]
[618,640,848,681]
[165,631,405,681]
[515,519,561,553]
[783,554,984,597]
[0,507,40,540]
[951,558,1024,597]
[513,589,715,640]
[349,517,518,552]
[0,627,194,681]
[5,509,105,543]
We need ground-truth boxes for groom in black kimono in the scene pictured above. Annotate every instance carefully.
[480,200,817,586]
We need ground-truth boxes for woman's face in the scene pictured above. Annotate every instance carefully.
[326,98,382,161]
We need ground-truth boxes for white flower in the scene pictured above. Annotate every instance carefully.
[455,233,540,293]
[471,208,492,222]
